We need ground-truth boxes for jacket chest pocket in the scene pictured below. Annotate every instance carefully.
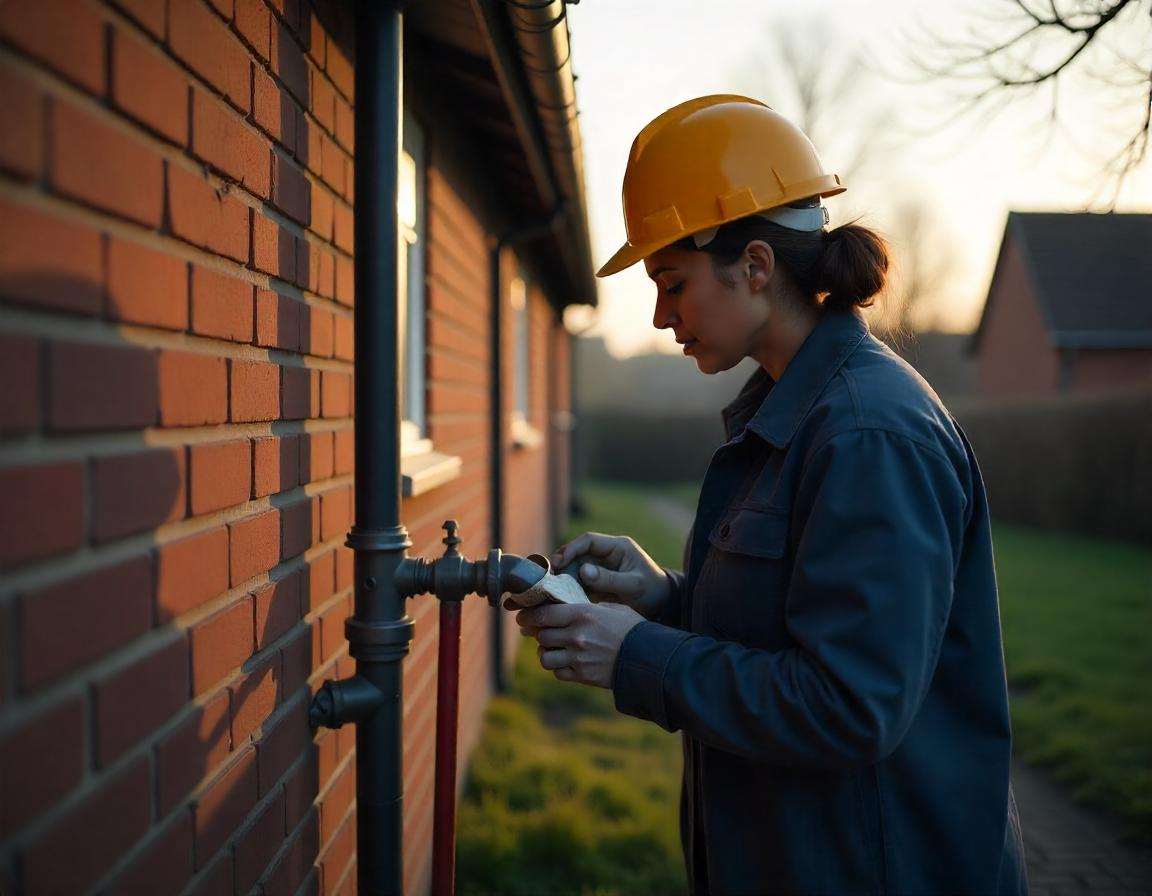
[695,506,792,647]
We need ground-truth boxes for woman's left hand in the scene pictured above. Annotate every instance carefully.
[517,602,645,688]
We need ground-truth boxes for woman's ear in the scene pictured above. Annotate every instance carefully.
[743,240,775,293]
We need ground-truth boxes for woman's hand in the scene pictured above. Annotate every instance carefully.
[552,532,671,619]
[517,601,645,689]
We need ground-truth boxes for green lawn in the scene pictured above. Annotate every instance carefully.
[993,524,1152,836]
[456,483,1152,893]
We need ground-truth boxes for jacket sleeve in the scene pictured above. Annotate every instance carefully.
[612,428,969,768]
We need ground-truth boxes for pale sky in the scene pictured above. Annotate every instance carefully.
[564,0,1152,358]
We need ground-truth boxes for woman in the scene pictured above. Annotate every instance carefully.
[512,95,1027,894]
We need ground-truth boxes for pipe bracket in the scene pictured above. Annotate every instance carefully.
[346,616,415,662]
[309,674,386,730]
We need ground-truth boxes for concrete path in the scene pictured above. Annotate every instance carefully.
[644,494,1152,895]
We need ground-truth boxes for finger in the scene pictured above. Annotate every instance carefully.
[518,625,541,638]
[553,532,625,568]
[553,666,577,682]
[537,647,572,671]
[517,603,581,629]
[503,589,548,609]
[578,564,643,598]
[535,626,570,649]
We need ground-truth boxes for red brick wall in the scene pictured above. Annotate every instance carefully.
[975,238,1062,399]
[1071,348,1152,393]
[0,3,572,894]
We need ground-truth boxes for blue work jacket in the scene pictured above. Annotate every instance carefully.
[613,310,1027,895]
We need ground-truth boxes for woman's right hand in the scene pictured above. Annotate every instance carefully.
[551,532,670,619]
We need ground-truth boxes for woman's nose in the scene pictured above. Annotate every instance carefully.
[652,293,679,330]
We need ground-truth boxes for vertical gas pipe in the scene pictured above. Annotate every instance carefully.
[347,1,410,893]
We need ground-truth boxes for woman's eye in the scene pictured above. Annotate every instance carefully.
[666,281,685,295]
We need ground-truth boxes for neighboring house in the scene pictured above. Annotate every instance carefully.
[0,2,592,895]
[972,212,1152,399]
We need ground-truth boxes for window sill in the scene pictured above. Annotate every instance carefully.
[401,436,462,498]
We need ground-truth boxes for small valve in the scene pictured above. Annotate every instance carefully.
[441,520,462,557]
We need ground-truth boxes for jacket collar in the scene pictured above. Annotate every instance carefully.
[721,310,869,448]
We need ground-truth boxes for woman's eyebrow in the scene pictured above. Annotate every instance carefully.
[648,266,676,280]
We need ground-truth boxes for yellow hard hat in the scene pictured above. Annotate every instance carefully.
[597,95,846,277]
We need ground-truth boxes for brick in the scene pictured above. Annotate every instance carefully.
[0,62,43,179]
[321,371,351,419]
[319,808,355,891]
[304,118,322,178]
[333,202,354,254]
[157,527,230,620]
[0,461,84,569]
[280,498,315,559]
[190,264,254,342]
[170,0,251,113]
[21,757,151,893]
[194,748,258,868]
[271,19,309,106]
[257,699,311,796]
[0,334,39,434]
[280,365,311,420]
[236,790,285,892]
[157,691,231,814]
[110,0,166,40]
[0,0,104,95]
[207,0,233,17]
[304,304,334,357]
[264,810,318,896]
[231,654,281,746]
[271,152,311,225]
[301,430,333,484]
[334,96,353,153]
[255,570,303,649]
[19,555,152,688]
[320,487,351,542]
[321,136,344,196]
[52,101,164,226]
[191,597,254,694]
[254,434,300,497]
[306,12,326,68]
[318,596,348,662]
[92,447,187,542]
[310,183,333,241]
[327,40,353,103]
[306,550,334,611]
[191,87,270,198]
[333,429,353,476]
[279,631,312,698]
[311,71,335,134]
[93,634,190,766]
[253,66,295,152]
[335,256,353,307]
[106,237,189,330]
[48,340,157,432]
[235,0,271,61]
[319,760,354,845]
[0,198,102,314]
[256,289,301,351]
[309,244,335,300]
[106,811,194,896]
[168,164,250,263]
[190,439,252,514]
[0,697,83,837]
[229,508,280,585]
[283,751,317,831]
[231,360,280,422]
[253,215,297,280]
[111,27,188,145]
[188,852,234,896]
[335,546,353,593]
[158,350,229,426]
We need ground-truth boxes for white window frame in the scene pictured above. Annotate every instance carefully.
[509,272,542,450]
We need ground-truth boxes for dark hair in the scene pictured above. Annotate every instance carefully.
[673,214,890,312]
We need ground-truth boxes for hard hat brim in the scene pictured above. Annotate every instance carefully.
[596,240,661,278]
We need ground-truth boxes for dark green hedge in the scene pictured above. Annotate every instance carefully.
[578,390,1152,545]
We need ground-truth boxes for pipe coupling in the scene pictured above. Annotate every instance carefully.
[308,675,387,730]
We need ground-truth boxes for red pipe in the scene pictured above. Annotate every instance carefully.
[432,599,462,896]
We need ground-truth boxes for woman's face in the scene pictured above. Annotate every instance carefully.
[644,245,772,374]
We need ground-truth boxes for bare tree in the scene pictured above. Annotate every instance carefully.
[730,18,959,338]
[906,0,1152,200]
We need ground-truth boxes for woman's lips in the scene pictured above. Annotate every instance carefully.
[681,339,698,355]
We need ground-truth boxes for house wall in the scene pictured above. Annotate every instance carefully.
[1070,348,1152,393]
[975,239,1062,399]
[0,2,571,894]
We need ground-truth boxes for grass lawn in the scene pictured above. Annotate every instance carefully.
[456,482,1152,893]
[456,482,688,895]
[993,524,1152,837]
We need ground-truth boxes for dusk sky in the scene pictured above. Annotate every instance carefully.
[564,0,1152,357]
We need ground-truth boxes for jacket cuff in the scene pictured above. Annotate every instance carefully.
[655,568,684,626]
[612,621,691,731]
